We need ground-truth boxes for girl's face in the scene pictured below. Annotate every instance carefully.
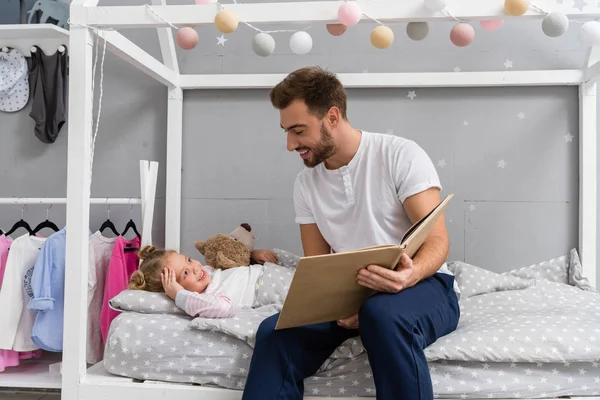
[165,252,211,293]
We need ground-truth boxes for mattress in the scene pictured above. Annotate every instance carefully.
[104,249,600,398]
[104,311,600,398]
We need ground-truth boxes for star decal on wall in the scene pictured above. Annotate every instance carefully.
[454,66,462,72]
[497,159,507,168]
[463,120,469,126]
[216,34,228,46]
[386,128,394,134]
[564,132,574,143]
[407,90,417,100]
[469,203,477,211]
[437,159,447,168]
[504,59,513,69]
[517,112,525,119]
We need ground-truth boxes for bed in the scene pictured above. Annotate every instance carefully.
[103,248,600,399]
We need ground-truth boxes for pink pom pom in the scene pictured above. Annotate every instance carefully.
[195,0,215,3]
[338,2,361,27]
[450,23,474,47]
[176,27,199,50]
[326,23,347,36]
[480,20,503,31]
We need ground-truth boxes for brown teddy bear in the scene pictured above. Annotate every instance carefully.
[194,223,256,270]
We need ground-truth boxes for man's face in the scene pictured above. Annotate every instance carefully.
[280,100,337,168]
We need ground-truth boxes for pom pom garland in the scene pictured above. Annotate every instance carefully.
[541,12,569,38]
[326,24,347,36]
[338,2,362,27]
[450,23,474,47]
[289,31,313,55]
[214,9,239,33]
[370,25,394,49]
[424,0,450,12]
[252,32,275,57]
[504,0,530,16]
[480,20,503,31]
[406,21,429,41]
[579,21,600,46]
[175,27,199,50]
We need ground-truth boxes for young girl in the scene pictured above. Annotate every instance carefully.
[129,245,280,319]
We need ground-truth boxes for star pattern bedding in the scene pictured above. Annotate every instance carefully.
[104,248,600,398]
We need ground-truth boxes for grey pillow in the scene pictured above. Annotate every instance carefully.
[109,289,186,315]
[447,261,534,298]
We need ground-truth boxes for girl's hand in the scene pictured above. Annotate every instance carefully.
[161,267,184,300]
[251,249,279,264]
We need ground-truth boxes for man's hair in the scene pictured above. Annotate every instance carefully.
[269,66,348,120]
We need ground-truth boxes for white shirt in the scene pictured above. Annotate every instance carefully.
[293,131,460,295]
[0,234,47,351]
[206,264,264,308]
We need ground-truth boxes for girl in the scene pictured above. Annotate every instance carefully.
[129,245,280,319]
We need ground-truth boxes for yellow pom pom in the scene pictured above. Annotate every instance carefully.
[370,25,394,49]
[504,0,529,16]
[214,9,238,33]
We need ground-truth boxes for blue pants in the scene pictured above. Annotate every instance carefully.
[241,273,460,400]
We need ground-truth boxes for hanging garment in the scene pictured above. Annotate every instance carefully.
[0,48,29,113]
[0,235,42,373]
[87,231,116,364]
[0,234,46,352]
[28,45,68,143]
[28,228,67,352]
[100,235,141,344]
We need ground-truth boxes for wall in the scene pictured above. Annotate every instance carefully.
[0,0,595,286]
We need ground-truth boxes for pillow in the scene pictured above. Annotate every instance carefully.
[502,254,569,284]
[447,261,534,298]
[109,289,186,316]
[272,248,300,268]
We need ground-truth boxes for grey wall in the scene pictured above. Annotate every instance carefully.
[0,0,596,286]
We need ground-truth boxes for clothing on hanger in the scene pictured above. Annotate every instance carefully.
[87,231,117,364]
[0,48,30,113]
[100,235,141,344]
[0,233,46,352]
[28,45,68,143]
[29,228,70,352]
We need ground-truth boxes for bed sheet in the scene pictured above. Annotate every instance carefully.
[104,311,600,398]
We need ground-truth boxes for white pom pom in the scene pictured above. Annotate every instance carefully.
[289,31,312,55]
[252,33,275,57]
[579,21,600,46]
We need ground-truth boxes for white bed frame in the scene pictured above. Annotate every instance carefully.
[1,0,599,399]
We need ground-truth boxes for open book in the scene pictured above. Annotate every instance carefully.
[275,193,454,330]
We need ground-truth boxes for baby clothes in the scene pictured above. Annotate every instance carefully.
[28,45,68,143]
[87,231,117,364]
[0,234,47,351]
[100,235,141,343]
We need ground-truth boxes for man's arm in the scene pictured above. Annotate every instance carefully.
[402,187,450,282]
[299,223,331,257]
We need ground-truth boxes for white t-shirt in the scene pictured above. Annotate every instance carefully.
[205,264,264,308]
[293,131,460,295]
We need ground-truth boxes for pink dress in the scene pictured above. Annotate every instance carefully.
[0,235,42,372]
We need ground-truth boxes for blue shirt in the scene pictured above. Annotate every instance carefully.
[28,229,66,352]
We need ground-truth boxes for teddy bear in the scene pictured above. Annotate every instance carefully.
[194,223,256,270]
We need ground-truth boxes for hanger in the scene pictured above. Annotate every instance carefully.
[31,205,60,235]
[6,205,34,236]
[99,202,119,237]
[121,199,141,245]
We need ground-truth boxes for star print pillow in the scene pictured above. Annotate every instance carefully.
[272,248,300,268]
[108,289,187,316]
[447,261,534,298]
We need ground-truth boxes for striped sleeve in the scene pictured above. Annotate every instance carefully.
[175,289,237,318]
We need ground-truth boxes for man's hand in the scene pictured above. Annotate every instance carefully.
[161,267,184,300]
[357,253,420,293]
[337,313,359,329]
[251,249,279,264]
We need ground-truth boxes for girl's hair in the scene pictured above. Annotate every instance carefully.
[129,245,175,292]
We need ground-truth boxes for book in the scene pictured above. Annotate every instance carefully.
[274,193,454,330]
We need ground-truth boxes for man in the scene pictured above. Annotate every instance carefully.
[241,66,460,400]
